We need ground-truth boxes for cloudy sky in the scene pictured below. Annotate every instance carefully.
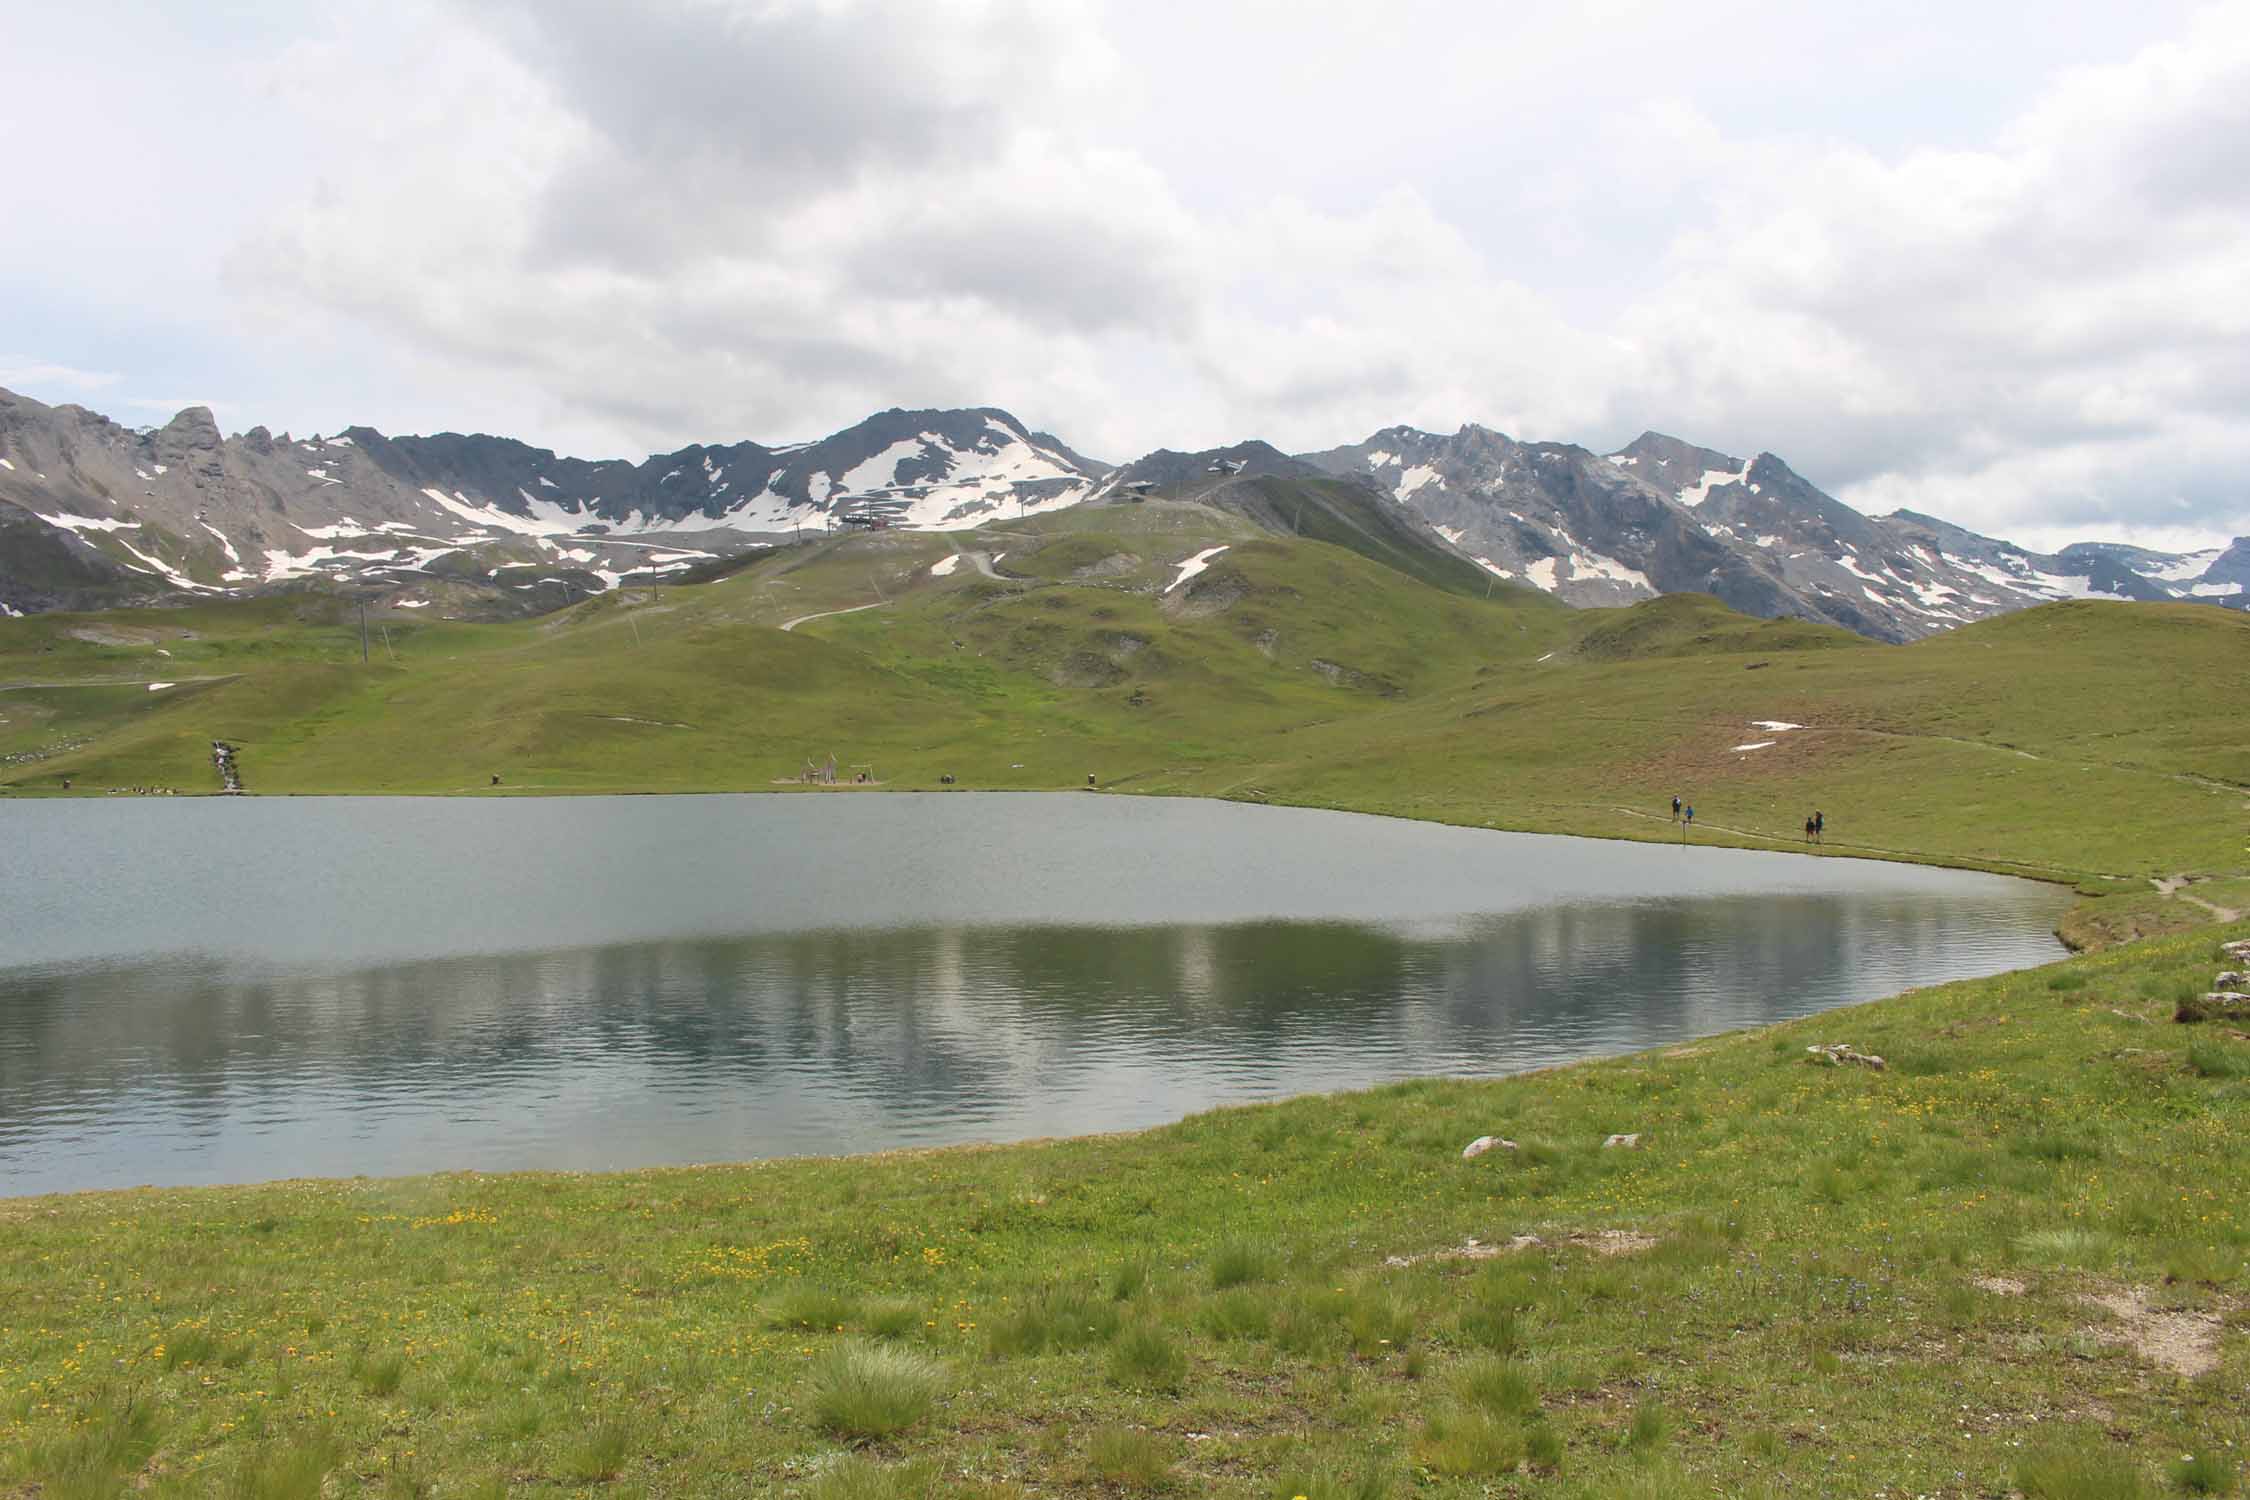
[5,0,2246,548]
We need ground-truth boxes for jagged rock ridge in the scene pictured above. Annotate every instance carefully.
[1,384,2241,639]
[1302,425,2247,642]
[0,390,1100,617]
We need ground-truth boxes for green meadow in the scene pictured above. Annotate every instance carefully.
[3,500,2247,1494]
[3,501,2245,902]
[3,923,2244,1496]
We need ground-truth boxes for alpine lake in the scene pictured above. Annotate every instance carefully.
[0,792,2069,1197]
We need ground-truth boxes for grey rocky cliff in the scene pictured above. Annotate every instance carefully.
[1302,423,2248,642]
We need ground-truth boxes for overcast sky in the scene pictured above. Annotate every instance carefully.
[4,0,2246,549]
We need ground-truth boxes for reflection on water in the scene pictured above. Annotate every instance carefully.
[4,888,2062,1196]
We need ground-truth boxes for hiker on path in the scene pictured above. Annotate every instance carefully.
[1813,810,1824,844]
[1671,795,1682,821]
[1684,805,1694,829]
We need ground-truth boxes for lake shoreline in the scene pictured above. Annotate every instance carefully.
[5,778,2097,890]
[2,792,2067,1196]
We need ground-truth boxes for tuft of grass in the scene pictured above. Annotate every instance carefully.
[1085,1425,1172,1490]
[1271,1288,1349,1357]
[1268,1469,1393,1500]
[228,1436,340,1500]
[985,1287,1121,1358]
[2015,1435,2149,1498]
[483,1395,547,1442]
[2016,1228,2119,1269]
[1623,1399,1670,1453]
[2186,1041,2250,1079]
[559,1420,633,1483]
[1455,1357,1539,1416]
[1106,1324,1187,1391]
[17,1390,158,1500]
[1201,1286,1277,1341]
[1107,1257,1150,1302]
[1210,1238,1277,1289]
[353,1349,407,1397]
[808,1343,947,1440]
[2014,1132,2105,1162]
[1524,1419,1564,1472]
[766,1284,862,1332]
[2172,1452,2235,1495]
[161,1327,220,1370]
[806,1455,943,1499]
[863,1298,922,1340]
[1412,1406,1529,1476]
[1343,1287,1414,1358]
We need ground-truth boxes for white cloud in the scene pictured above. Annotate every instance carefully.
[10,0,2248,547]
[1593,5,2250,541]
[0,360,123,394]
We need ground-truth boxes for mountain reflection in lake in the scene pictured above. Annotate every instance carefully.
[0,794,2066,1194]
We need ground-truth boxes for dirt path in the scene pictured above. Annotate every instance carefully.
[2153,875,2245,923]
[777,600,889,634]
[0,675,236,691]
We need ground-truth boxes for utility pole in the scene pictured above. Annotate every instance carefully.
[359,604,369,664]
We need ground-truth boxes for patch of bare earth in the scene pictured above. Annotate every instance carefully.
[2081,1286,2224,1377]
[1973,1276,2026,1296]
[1385,1229,1657,1268]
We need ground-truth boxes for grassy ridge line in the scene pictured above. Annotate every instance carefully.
[8,529,2245,906]
[4,920,2245,1497]
[4,519,2248,927]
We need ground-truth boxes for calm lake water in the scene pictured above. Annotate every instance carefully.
[1,793,2067,1196]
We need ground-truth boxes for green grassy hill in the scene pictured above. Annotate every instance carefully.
[5,508,2249,1495]
[4,507,2248,914]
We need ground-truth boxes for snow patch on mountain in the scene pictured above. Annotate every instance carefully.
[1677,463,1748,507]
[1395,465,1441,501]
[1164,545,1229,594]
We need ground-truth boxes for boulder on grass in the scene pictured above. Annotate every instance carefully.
[1461,1135,1518,1160]
[2220,939,2250,962]
[1807,1043,1887,1070]
[2214,971,2249,990]
[1602,1133,1642,1150]
[2176,992,2250,1023]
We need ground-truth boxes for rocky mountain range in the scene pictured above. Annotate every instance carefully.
[0,389,1100,617]
[1301,426,2244,642]
[1,383,2240,640]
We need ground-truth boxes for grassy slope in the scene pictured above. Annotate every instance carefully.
[6,507,2248,903]
[4,511,2249,1493]
[3,924,2244,1497]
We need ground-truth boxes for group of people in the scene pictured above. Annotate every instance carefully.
[1669,795,1826,844]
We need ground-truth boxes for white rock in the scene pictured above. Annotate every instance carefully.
[1461,1136,1518,1160]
